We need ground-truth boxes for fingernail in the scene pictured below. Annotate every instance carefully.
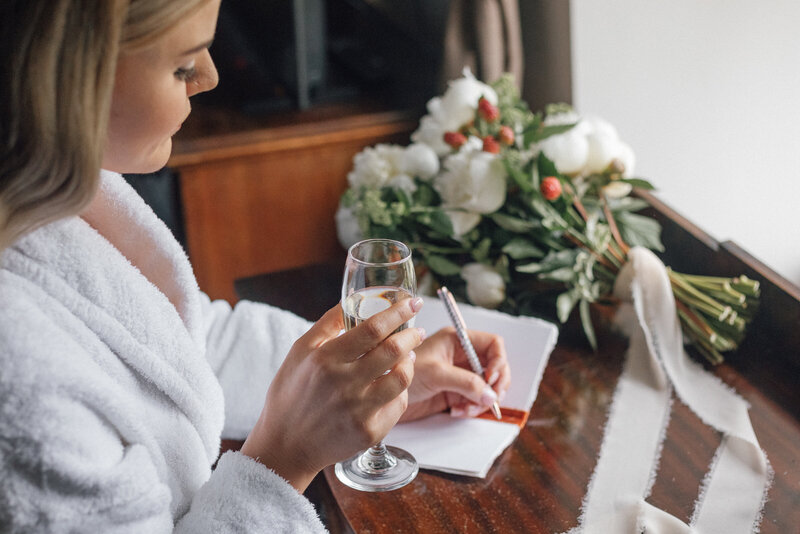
[417,327,426,341]
[466,405,484,418]
[410,297,424,313]
[487,370,500,386]
[450,406,466,418]
[480,385,498,407]
[409,350,416,363]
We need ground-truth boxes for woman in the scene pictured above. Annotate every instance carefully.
[0,0,510,532]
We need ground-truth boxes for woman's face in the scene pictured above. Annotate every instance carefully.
[103,0,221,174]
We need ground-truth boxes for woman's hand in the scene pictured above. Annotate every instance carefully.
[241,297,425,492]
[400,327,510,422]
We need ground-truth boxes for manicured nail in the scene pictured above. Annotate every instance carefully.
[480,385,498,407]
[487,370,500,386]
[450,406,466,418]
[409,350,416,363]
[417,327,426,341]
[410,297,424,313]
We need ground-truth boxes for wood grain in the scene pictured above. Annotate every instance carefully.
[170,107,417,302]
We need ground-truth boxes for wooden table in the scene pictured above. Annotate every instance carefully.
[233,192,800,533]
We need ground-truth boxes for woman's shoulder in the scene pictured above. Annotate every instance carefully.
[0,269,87,379]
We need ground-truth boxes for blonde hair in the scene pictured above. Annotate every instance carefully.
[0,0,209,252]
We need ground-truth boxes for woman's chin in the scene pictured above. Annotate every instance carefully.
[103,140,172,175]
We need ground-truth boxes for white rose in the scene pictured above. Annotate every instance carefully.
[335,204,362,249]
[411,67,498,156]
[461,263,506,309]
[434,147,507,236]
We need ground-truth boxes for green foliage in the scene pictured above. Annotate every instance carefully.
[338,74,758,363]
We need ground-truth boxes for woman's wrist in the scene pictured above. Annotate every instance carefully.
[240,429,319,493]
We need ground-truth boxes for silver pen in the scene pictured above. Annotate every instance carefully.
[437,286,502,420]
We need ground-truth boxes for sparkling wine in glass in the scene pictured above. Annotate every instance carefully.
[334,238,419,492]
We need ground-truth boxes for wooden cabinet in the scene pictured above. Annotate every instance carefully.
[169,104,418,303]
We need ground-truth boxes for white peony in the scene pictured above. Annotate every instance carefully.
[347,144,402,189]
[335,204,362,249]
[347,143,440,193]
[538,129,589,175]
[411,68,498,156]
[403,143,440,180]
[537,113,636,178]
[461,263,506,309]
[434,145,507,236]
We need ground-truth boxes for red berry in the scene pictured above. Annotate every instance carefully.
[478,97,500,122]
[482,136,501,154]
[498,125,515,145]
[443,131,468,149]
[541,176,562,201]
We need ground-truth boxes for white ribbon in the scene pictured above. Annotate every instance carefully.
[568,247,772,534]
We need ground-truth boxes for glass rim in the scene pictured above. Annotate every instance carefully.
[347,238,412,267]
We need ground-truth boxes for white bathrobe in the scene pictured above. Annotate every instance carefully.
[0,171,327,532]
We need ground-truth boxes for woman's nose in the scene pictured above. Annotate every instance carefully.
[187,50,219,97]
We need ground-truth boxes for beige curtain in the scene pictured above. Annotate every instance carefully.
[442,0,524,87]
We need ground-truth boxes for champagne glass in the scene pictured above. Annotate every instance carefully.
[334,238,419,492]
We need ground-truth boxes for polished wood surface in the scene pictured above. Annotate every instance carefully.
[169,103,418,302]
[234,194,800,533]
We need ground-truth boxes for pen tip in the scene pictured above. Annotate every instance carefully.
[492,402,502,420]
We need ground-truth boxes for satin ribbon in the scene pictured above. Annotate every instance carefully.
[568,247,772,534]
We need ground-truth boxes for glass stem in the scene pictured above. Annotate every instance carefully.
[358,440,397,474]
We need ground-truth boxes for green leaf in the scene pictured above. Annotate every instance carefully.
[579,298,598,350]
[607,197,650,213]
[425,254,463,276]
[427,209,454,236]
[536,153,560,179]
[503,159,533,192]
[414,182,438,206]
[616,211,665,252]
[516,261,543,274]
[542,266,577,283]
[501,238,545,260]
[472,237,492,262]
[621,178,656,190]
[490,213,540,233]
[524,122,578,145]
[540,248,579,270]
[556,290,578,323]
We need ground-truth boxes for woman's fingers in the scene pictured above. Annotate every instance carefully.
[334,296,423,361]
[355,326,425,383]
[295,303,345,350]
[428,361,498,410]
[465,330,511,399]
[365,347,416,406]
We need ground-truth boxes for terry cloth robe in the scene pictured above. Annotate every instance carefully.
[0,170,326,532]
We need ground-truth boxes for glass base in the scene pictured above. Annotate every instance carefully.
[334,444,418,492]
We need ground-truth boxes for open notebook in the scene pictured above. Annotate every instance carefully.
[385,299,559,478]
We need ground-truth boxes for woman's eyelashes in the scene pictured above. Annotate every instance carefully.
[174,64,197,82]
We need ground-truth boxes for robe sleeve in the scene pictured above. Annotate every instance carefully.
[198,292,313,440]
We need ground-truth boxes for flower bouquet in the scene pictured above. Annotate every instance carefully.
[336,69,759,364]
